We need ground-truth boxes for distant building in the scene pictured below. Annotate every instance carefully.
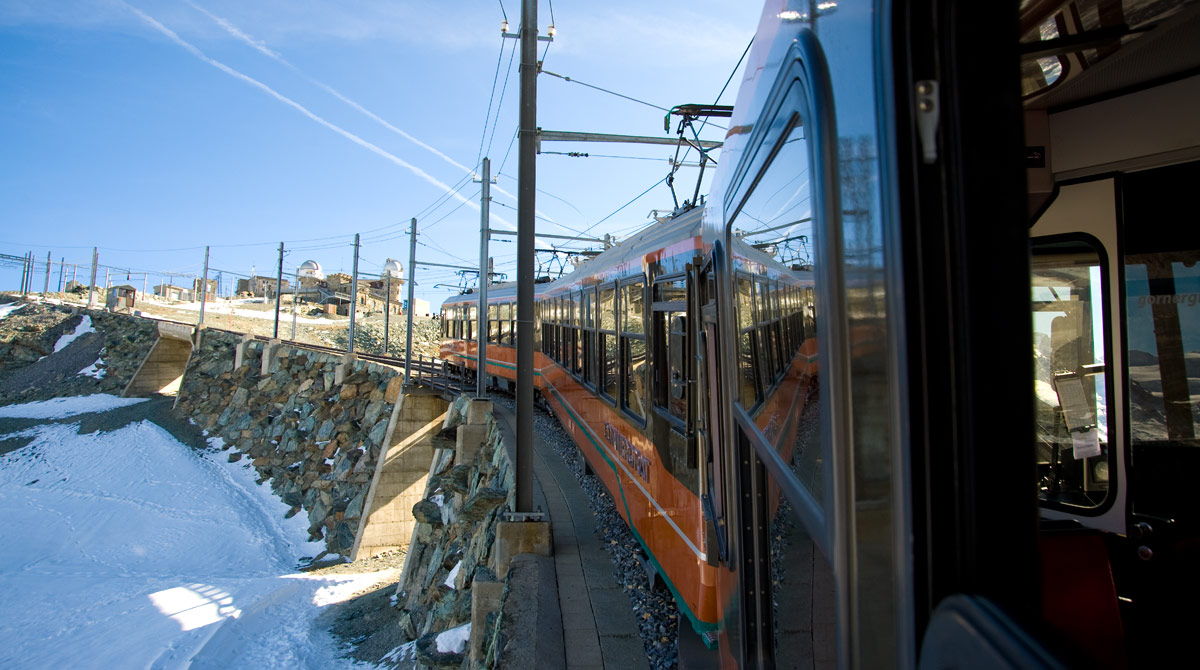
[235,276,289,298]
[192,277,218,302]
[154,284,193,302]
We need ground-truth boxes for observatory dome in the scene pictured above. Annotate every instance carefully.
[382,258,404,278]
[298,260,324,279]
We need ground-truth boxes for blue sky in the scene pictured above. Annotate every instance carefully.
[0,1,762,307]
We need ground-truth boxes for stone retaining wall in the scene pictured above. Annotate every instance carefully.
[175,330,402,558]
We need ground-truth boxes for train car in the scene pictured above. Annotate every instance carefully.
[443,0,1200,667]
[441,206,819,639]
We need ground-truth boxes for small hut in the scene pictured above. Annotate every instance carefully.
[106,285,137,312]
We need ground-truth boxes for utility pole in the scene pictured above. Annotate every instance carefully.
[87,248,98,308]
[104,268,110,294]
[273,242,284,339]
[57,257,65,292]
[476,157,493,397]
[515,0,538,514]
[404,219,417,384]
[348,234,360,353]
[43,251,51,295]
[384,270,391,356]
[199,246,210,326]
[291,269,299,341]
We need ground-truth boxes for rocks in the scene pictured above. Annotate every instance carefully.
[174,329,401,557]
[0,302,158,404]
[386,393,518,660]
[412,500,443,526]
[459,487,507,524]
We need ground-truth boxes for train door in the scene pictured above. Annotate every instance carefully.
[1030,161,1200,667]
[891,1,1066,667]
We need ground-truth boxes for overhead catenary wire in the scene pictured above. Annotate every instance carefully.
[475,38,511,170]
[540,68,670,113]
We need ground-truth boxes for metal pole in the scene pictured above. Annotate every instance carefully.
[104,268,110,293]
[291,269,299,341]
[274,242,284,339]
[384,271,391,356]
[477,157,492,397]
[515,0,537,514]
[87,248,98,308]
[19,253,28,296]
[404,219,417,384]
[199,246,210,326]
[142,271,147,298]
[72,264,78,287]
[57,257,65,292]
[348,234,360,353]
[44,251,51,294]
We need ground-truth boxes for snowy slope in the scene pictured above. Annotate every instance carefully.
[0,397,389,669]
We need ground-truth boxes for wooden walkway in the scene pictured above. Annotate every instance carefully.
[491,402,648,670]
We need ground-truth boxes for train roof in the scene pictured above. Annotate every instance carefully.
[440,207,705,307]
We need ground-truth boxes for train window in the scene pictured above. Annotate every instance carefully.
[600,284,617,401]
[653,277,689,423]
[756,277,778,383]
[1032,239,1111,509]
[621,278,648,422]
[582,288,595,387]
[728,110,824,494]
[511,301,519,346]
[573,290,584,377]
[736,273,762,408]
[1124,251,1200,443]
[488,303,499,343]
[499,302,511,346]
[1122,162,1200,530]
[599,285,615,331]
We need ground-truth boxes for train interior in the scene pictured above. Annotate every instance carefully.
[1021,0,1199,665]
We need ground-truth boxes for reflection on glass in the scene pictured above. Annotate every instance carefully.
[626,338,647,420]
[771,493,836,668]
[600,287,615,331]
[603,333,618,399]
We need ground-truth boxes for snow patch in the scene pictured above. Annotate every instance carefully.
[0,404,389,669]
[0,302,26,319]
[444,560,462,589]
[376,641,418,668]
[53,315,94,353]
[0,394,145,419]
[77,358,105,379]
[436,623,471,654]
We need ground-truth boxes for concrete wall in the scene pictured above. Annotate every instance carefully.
[353,391,449,559]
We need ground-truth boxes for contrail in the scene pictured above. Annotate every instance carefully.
[185,1,558,227]
[119,1,518,233]
[184,1,468,174]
